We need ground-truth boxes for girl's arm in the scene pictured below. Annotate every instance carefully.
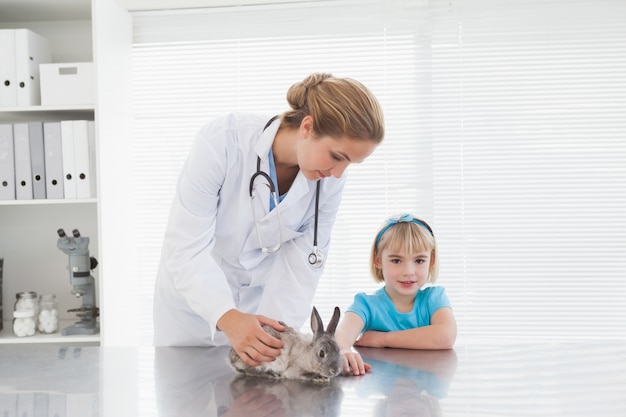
[354,307,457,350]
[334,312,372,375]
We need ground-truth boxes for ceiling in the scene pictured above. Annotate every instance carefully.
[119,0,324,11]
[0,0,333,22]
[0,0,90,21]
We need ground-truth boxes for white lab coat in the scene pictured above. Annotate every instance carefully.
[153,113,346,346]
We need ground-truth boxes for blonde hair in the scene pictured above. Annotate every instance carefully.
[370,216,439,284]
[281,73,385,144]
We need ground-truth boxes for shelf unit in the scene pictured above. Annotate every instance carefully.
[1,0,135,346]
[0,0,114,346]
[0,320,99,345]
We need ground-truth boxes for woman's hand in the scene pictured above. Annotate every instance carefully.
[218,309,284,366]
[340,348,372,376]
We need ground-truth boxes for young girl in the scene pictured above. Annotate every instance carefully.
[335,214,457,376]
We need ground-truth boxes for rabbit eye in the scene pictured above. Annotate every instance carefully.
[319,349,325,358]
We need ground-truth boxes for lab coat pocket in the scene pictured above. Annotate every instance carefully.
[239,224,303,270]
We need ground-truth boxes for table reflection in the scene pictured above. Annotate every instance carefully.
[154,346,232,416]
[153,346,458,417]
[226,376,343,417]
[0,345,99,417]
[351,348,457,417]
[4,342,625,416]
[154,346,344,417]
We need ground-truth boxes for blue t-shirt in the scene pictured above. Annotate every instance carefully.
[347,286,451,332]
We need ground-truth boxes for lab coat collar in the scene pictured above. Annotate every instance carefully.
[253,115,313,205]
[255,115,281,160]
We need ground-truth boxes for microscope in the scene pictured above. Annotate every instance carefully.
[56,228,100,336]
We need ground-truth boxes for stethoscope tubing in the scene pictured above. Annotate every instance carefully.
[250,116,323,267]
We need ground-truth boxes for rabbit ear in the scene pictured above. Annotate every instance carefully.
[310,306,324,336]
[326,306,340,335]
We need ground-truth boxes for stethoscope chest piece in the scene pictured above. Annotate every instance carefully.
[308,249,323,268]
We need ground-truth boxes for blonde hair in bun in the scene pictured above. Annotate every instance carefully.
[281,73,384,144]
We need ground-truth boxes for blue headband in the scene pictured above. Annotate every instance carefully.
[375,214,434,248]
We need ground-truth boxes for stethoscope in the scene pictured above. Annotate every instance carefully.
[248,116,324,268]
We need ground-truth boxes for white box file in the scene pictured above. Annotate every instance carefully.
[1,28,51,107]
[15,29,52,106]
[40,62,94,106]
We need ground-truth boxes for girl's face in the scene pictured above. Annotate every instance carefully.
[296,117,378,181]
[375,247,431,300]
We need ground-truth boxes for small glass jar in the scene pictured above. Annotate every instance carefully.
[13,291,38,337]
[38,294,59,334]
[13,309,36,337]
[15,291,38,312]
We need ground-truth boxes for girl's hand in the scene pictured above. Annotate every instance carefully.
[340,349,372,376]
[218,310,284,366]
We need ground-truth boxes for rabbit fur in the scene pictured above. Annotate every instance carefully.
[229,306,343,384]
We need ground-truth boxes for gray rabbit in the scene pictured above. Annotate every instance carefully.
[229,306,343,384]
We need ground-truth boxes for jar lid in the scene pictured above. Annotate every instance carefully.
[16,291,38,299]
[13,309,35,318]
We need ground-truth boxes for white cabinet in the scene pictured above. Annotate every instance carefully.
[0,0,133,345]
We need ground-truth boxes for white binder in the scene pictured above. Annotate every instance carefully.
[88,120,97,197]
[73,120,92,199]
[13,123,33,200]
[28,122,46,199]
[43,122,64,199]
[0,124,16,200]
[14,29,52,107]
[0,29,17,107]
[61,120,77,199]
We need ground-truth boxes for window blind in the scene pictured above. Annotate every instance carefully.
[129,0,626,345]
[427,0,626,342]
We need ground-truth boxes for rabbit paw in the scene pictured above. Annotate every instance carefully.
[303,373,330,384]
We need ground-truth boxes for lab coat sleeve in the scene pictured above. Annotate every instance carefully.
[255,175,346,328]
[160,120,235,339]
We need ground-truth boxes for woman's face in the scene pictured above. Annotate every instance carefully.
[296,123,378,181]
